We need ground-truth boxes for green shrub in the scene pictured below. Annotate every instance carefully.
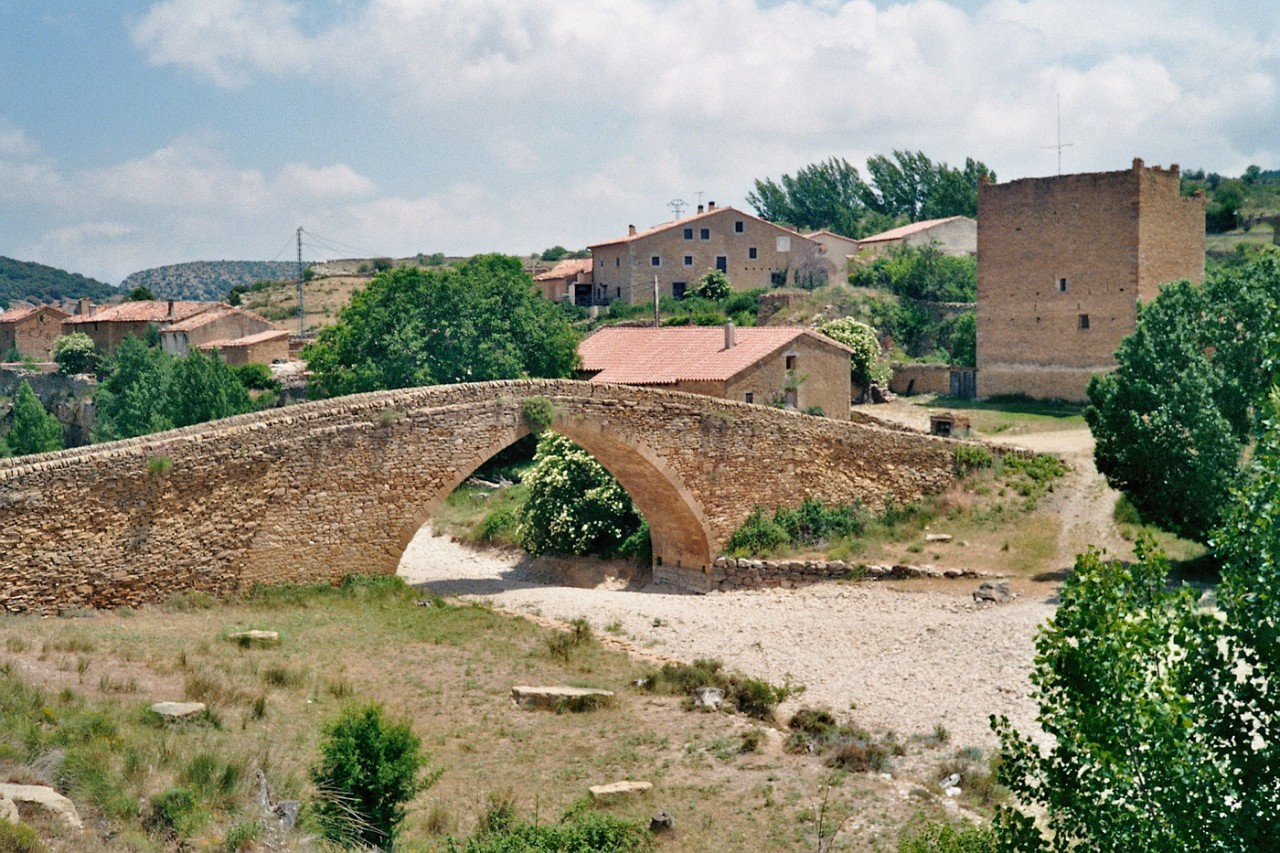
[954,445,994,475]
[222,819,263,852]
[146,786,208,840]
[725,507,789,555]
[311,702,437,850]
[0,820,46,853]
[476,509,517,543]
[897,819,997,853]
[53,332,98,375]
[449,807,653,852]
[233,362,279,391]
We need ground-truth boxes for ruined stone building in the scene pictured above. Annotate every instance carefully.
[976,158,1205,401]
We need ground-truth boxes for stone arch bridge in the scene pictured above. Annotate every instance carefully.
[0,380,957,612]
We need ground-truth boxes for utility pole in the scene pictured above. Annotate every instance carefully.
[1041,92,1073,175]
[296,226,304,335]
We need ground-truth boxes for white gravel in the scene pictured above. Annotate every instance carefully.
[399,530,1054,749]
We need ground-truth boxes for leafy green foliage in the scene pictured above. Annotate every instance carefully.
[725,499,867,557]
[6,380,63,456]
[447,806,652,852]
[691,268,731,300]
[521,395,555,434]
[848,245,976,302]
[232,362,278,391]
[53,332,98,375]
[820,317,883,386]
[304,256,580,396]
[311,702,435,850]
[123,261,297,302]
[897,820,996,853]
[1086,253,1280,540]
[168,348,253,427]
[747,151,994,238]
[638,658,800,720]
[146,786,209,840]
[0,255,117,309]
[126,285,156,301]
[0,819,46,853]
[518,433,646,558]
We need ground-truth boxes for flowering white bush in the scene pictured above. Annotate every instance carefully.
[819,317,884,387]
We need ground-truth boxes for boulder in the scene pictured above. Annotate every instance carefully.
[149,701,207,721]
[0,794,18,823]
[691,687,725,711]
[649,810,676,833]
[510,686,614,710]
[925,533,953,543]
[0,783,83,830]
[589,781,652,804]
[228,630,280,645]
[973,580,1015,605]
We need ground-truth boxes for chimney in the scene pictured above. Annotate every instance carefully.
[77,297,91,316]
[167,300,175,318]
[628,224,637,236]
[724,321,736,350]
[697,204,704,214]
[1133,157,1145,171]
[708,201,716,211]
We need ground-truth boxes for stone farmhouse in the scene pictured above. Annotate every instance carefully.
[533,258,593,305]
[0,305,71,360]
[588,204,822,305]
[855,216,977,257]
[158,305,285,360]
[197,329,291,366]
[976,158,1205,401]
[61,300,218,355]
[577,323,851,418]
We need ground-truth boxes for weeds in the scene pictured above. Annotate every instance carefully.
[637,659,800,720]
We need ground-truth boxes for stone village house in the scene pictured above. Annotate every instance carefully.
[61,300,218,355]
[158,305,287,362]
[0,305,71,360]
[587,203,823,305]
[577,323,852,418]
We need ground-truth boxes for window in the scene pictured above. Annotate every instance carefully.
[683,255,693,266]
[683,227,694,240]
[748,246,758,260]
[672,282,687,299]
[1058,277,1068,292]
[1079,314,1090,330]
[770,270,787,287]
[744,392,754,404]
[735,220,744,233]
[700,227,710,240]
[650,256,661,267]
[615,258,619,267]
[716,256,727,272]
[785,354,797,371]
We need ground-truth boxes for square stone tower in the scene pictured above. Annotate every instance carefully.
[975,158,1205,401]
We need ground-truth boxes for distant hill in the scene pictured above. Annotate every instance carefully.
[0,257,119,310]
[121,261,299,302]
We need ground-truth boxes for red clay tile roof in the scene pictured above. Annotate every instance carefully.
[199,329,290,349]
[578,325,850,385]
[0,305,70,324]
[63,300,217,325]
[162,305,276,333]
[857,216,969,244]
[534,258,593,281]
[588,206,810,249]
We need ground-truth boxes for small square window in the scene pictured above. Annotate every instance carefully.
[785,354,797,370]
[651,256,661,267]
[1079,314,1090,330]
[683,228,693,240]
[735,220,744,233]
[700,228,710,240]
[745,392,754,404]
[683,255,693,266]
[748,246,758,260]
[1058,278,1068,292]
[715,256,727,272]
[672,281,687,299]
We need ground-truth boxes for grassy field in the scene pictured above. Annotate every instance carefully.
[0,579,995,852]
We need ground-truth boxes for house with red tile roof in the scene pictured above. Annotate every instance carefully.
[0,305,72,361]
[196,328,291,366]
[588,203,822,305]
[62,300,220,354]
[533,258,594,304]
[855,216,976,257]
[578,323,852,418]
[158,305,285,360]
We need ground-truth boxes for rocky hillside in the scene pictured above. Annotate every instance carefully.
[121,261,299,302]
[0,257,118,309]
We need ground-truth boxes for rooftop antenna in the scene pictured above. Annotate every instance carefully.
[1041,92,1073,175]
[694,190,705,208]
[668,198,687,219]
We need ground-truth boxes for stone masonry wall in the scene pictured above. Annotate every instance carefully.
[0,380,958,612]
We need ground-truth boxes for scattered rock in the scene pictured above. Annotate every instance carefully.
[973,580,1015,605]
[589,780,652,804]
[944,786,962,798]
[649,810,676,833]
[925,533,953,543]
[149,701,207,721]
[691,687,725,711]
[510,686,614,710]
[273,800,300,829]
[228,630,280,645]
[0,783,83,830]
[939,773,961,788]
[0,794,18,823]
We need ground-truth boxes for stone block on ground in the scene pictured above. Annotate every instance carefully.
[589,780,652,804]
[510,686,614,710]
[973,580,1015,605]
[925,533,953,543]
[228,630,280,645]
[149,701,207,721]
[649,810,675,833]
[691,687,725,710]
[0,783,83,830]
[0,794,18,823]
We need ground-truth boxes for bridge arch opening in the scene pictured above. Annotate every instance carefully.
[392,415,713,586]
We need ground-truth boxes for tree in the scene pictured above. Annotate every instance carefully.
[942,312,976,368]
[52,332,97,375]
[6,380,62,456]
[93,335,173,441]
[691,269,731,301]
[539,245,569,261]
[303,255,580,397]
[1085,253,1280,541]
[848,245,976,302]
[820,317,882,388]
[311,702,435,851]
[518,433,646,558]
[126,286,155,301]
[993,394,1280,851]
[167,348,252,427]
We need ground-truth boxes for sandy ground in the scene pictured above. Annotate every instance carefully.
[398,531,1056,750]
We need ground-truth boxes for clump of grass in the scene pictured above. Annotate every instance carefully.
[222,819,263,852]
[637,658,800,720]
[785,707,903,772]
[555,692,615,714]
[261,665,304,688]
[545,618,593,662]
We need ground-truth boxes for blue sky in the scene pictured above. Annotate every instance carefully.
[2,0,1277,284]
